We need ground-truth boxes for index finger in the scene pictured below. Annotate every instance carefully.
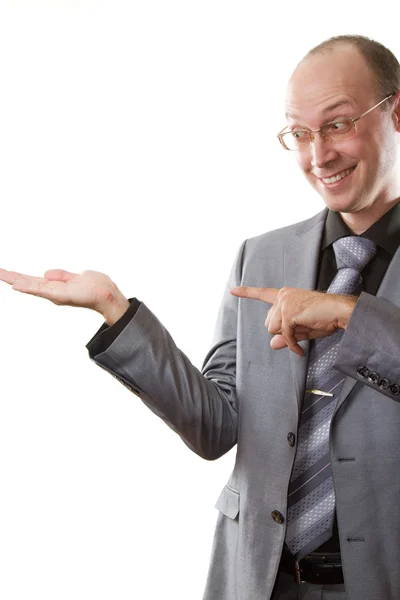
[230,286,279,304]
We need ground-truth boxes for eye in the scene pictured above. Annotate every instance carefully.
[292,130,308,140]
[326,119,353,135]
[331,120,347,130]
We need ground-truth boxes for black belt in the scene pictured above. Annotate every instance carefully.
[279,546,344,585]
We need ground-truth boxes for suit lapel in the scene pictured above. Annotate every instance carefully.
[335,243,400,412]
[283,210,326,414]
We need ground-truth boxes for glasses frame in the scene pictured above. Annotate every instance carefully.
[277,94,395,151]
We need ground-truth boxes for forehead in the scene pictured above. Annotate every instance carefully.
[285,46,377,121]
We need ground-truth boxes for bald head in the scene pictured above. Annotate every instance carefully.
[286,44,378,121]
[294,35,400,101]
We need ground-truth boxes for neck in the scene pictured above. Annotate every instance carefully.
[340,196,400,234]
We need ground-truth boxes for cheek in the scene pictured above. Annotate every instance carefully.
[344,128,375,162]
[372,127,397,171]
[295,151,312,173]
[346,138,366,159]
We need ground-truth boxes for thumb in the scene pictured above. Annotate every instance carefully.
[43,269,78,281]
[270,334,288,350]
[270,333,309,350]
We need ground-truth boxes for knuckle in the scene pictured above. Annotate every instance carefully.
[279,286,292,296]
[277,287,286,298]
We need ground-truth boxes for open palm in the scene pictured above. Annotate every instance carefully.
[0,268,118,314]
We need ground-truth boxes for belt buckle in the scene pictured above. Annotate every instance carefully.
[295,553,343,585]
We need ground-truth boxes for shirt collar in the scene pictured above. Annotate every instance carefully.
[322,200,400,257]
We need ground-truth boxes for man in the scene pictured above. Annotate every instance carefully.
[1,34,400,599]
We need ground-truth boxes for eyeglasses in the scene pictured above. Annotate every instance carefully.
[277,94,394,151]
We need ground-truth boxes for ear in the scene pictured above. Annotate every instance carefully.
[392,90,400,132]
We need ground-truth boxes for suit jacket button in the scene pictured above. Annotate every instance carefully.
[367,371,379,384]
[378,378,390,390]
[390,384,400,395]
[357,366,369,378]
[271,510,284,524]
[287,432,296,447]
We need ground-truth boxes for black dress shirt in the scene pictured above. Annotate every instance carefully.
[317,202,400,295]
[86,201,400,554]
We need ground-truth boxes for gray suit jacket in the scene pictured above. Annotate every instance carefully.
[88,208,400,600]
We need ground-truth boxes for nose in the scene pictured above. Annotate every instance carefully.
[309,132,339,169]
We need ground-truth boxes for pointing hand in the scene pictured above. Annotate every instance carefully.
[230,286,357,357]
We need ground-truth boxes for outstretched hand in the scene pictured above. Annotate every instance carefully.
[230,286,357,357]
[0,268,130,324]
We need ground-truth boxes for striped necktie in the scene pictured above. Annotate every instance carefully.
[284,235,377,561]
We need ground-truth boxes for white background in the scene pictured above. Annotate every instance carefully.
[0,2,398,598]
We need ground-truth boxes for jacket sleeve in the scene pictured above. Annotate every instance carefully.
[85,241,247,460]
[334,291,400,401]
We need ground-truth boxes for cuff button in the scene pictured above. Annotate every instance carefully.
[357,366,369,378]
[378,378,390,390]
[367,371,379,384]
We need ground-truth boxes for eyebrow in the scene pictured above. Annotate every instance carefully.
[285,101,354,121]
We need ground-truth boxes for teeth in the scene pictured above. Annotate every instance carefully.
[322,167,355,184]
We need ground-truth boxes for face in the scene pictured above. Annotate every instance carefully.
[285,45,400,216]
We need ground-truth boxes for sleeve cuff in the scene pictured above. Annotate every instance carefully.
[86,297,141,357]
[334,291,400,400]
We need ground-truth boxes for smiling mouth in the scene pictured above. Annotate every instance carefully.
[320,166,356,184]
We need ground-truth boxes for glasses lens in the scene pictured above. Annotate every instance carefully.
[325,119,355,138]
[281,130,309,151]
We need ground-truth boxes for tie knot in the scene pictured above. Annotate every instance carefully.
[332,236,377,273]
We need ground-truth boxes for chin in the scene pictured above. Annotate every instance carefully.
[320,194,359,213]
